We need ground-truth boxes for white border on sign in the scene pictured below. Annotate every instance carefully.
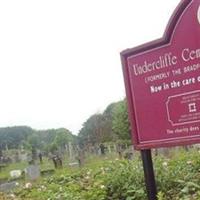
[126,1,198,144]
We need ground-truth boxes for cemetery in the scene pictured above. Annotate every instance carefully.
[1,0,200,199]
[1,144,200,199]
[0,102,199,200]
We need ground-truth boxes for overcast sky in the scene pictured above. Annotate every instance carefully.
[0,0,180,134]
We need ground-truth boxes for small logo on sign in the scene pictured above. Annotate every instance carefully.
[189,103,197,113]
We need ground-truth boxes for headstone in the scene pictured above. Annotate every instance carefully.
[99,144,106,155]
[5,144,9,151]
[68,162,79,167]
[41,169,55,176]
[124,145,134,160]
[113,144,117,152]
[31,148,37,161]
[94,145,99,155]
[65,144,68,152]
[10,170,22,179]
[0,178,8,185]
[52,155,62,169]
[38,152,43,164]
[27,153,32,163]
[116,144,122,159]
[76,148,84,167]
[0,182,17,192]
[0,146,3,158]
[19,152,28,162]
[68,142,73,160]
[14,151,20,163]
[26,165,40,181]
[108,145,111,154]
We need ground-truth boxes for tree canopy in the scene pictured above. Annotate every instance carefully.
[0,99,131,152]
[0,126,75,152]
[78,99,131,146]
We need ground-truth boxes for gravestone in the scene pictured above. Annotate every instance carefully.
[26,165,40,181]
[52,155,63,169]
[0,182,17,192]
[14,151,20,163]
[10,170,22,179]
[108,145,112,154]
[41,169,55,176]
[38,152,43,164]
[19,152,28,162]
[99,144,106,155]
[0,178,7,185]
[31,148,37,162]
[68,142,73,160]
[76,147,84,167]
[68,162,79,167]
[0,146,3,159]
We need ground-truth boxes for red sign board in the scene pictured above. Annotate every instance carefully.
[121,0,200,149]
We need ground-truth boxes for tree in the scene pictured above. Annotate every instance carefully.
[78,114,105,145]
[28,134,41,149]
[112,100,131,140]
[101,102,118,142]
[0,126,75,154]
[54,128,74,149]
[0,126,33,150]
[78,100,132,146]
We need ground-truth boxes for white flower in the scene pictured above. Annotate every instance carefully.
[187,160,192,165]
[15,182,19,186]
[41,185,46,190]
[86,171,91,175]
[25,182,32,189]
[100,185,105,189]
[85,176,90,180]
[9,194,15,198]
[162,162,168,167]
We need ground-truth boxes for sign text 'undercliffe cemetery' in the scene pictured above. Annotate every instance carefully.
[121,0,200,149]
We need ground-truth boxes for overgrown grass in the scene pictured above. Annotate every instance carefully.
[2,148,200,199]
[0,162,27,180]
[0,156,76,180]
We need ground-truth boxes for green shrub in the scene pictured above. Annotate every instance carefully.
[3,148,200,200]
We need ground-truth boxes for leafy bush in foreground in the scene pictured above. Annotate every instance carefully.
[4,149,200,200]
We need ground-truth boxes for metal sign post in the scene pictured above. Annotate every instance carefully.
[141,150,157,200]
